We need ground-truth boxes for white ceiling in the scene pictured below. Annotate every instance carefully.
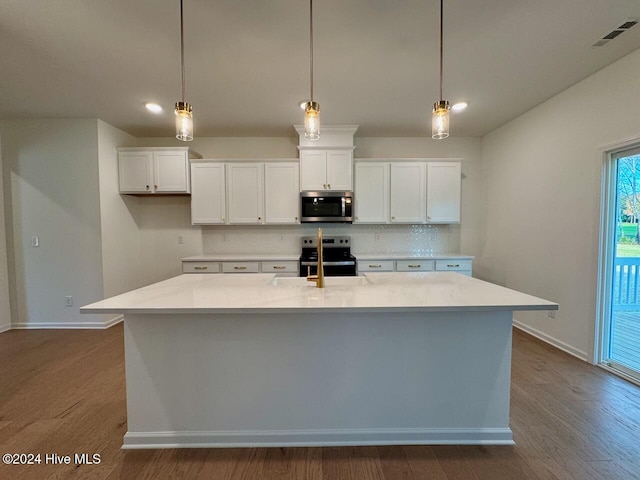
[2,0,640,138]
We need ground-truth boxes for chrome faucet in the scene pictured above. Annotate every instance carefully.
[306,228,325,288]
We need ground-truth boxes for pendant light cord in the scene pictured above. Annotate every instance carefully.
[180,0,186,102]
[310,0,314,102]
[439,0,443,102]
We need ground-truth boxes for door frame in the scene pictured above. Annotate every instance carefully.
[596,135,640,386]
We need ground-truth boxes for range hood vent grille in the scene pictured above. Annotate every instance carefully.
[591,18,638,47]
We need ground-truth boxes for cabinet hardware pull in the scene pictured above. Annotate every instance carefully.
[447,264,460,268]
[295,216,298,220]
[323,184,327,189]
[273,266,286,270]
[369,264,382,268]
[194,266,208,270]
[328,184,331,189]
[234,266,247,270]
[146,185,150,190]
[221,217,225,222]
[408,265,421,268]
[154,185,157,190]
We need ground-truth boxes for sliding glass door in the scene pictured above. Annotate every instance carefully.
[603,147,640,380]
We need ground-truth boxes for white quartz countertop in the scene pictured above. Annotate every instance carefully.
[354,253,474,260]
[182,254,300,262]
[81,272,557,315]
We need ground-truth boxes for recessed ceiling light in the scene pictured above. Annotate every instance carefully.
[451,102,468,112]
[145,102,163,114]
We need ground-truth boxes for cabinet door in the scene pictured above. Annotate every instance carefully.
[153,150,190,193]
[354,162,389,223]
[299,150,327,191]
[227,163,265,224]
[118,151,153,193]
[264,163,300,224]
[426,162,461,223]
[326,150,353,191]
[390,162,426,224]
[191,163,226,224]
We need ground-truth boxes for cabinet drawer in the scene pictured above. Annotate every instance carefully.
[261,261,299,273]
[182,262,221,273]
[222,262,260,273]
[357,260,395,272]
[396,260,434,272]
[435,259,472,272]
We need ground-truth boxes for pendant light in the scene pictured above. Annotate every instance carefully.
[432,0,450,140]
[303,0,320,141]
[175,0,193,141]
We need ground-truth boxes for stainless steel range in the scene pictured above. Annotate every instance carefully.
[299,235,357,277]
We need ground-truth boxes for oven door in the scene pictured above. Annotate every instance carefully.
[299,261,357,277]
[300,192,353,223]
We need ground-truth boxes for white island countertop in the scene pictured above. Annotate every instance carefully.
[82,272,557,315]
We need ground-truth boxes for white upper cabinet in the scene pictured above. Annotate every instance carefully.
[354,162,389,223]
[326,150,353,191]
[118,147,191,194]
[295,125,358,192]
[426,162,461,224]
[190,162,226,225]
[390,162,426,224]
[226,163,265,224]
[265,163,300,224]
[299,149,353,191]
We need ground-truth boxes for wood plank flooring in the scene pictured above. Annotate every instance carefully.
[1,325,639,480]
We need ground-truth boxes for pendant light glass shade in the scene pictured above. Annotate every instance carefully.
[432,0,449,140]
[175,101,193,141]
[303,0,320,141]
[304,101,320,141]
[175,0,193,142]
[432,100,450,139]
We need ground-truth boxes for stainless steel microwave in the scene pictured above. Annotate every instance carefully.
[300,191,353,223]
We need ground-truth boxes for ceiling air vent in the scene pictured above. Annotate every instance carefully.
[591,18,638,47]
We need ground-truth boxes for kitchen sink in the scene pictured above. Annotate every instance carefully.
[270,276,371,287]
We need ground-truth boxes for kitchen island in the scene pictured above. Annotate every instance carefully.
[82,272,557,449]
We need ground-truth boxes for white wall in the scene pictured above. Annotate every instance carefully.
[97,120,141,298]
[0,119,106,327]
[0,135,11,332]
[480,48,640,361]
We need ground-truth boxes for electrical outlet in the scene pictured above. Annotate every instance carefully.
[65,296,73,307]
[177,235,184,245]
[547,310,557,319]
[375,234,380,241]
[32,236,39,247]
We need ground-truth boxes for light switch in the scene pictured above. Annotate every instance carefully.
[31,236,39,247]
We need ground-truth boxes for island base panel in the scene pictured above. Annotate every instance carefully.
[123,311,514,448]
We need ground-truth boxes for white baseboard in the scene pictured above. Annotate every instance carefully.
[122,428,514,449]
[12,315,123,330]
[0,323,11,333]
[513,319,589,362]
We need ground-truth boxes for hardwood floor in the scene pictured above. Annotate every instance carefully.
[1,325,639,480]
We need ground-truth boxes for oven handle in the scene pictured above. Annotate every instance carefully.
[301,261,356,266]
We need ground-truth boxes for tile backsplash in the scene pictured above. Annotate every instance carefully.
[202,224,459,255]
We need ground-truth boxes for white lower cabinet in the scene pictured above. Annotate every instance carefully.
[396,260,434,272]
[358,257,472,276]
[357,260,395,272]
[222,262,260,273]
[182,262,221,273]
[182,260,299,277]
